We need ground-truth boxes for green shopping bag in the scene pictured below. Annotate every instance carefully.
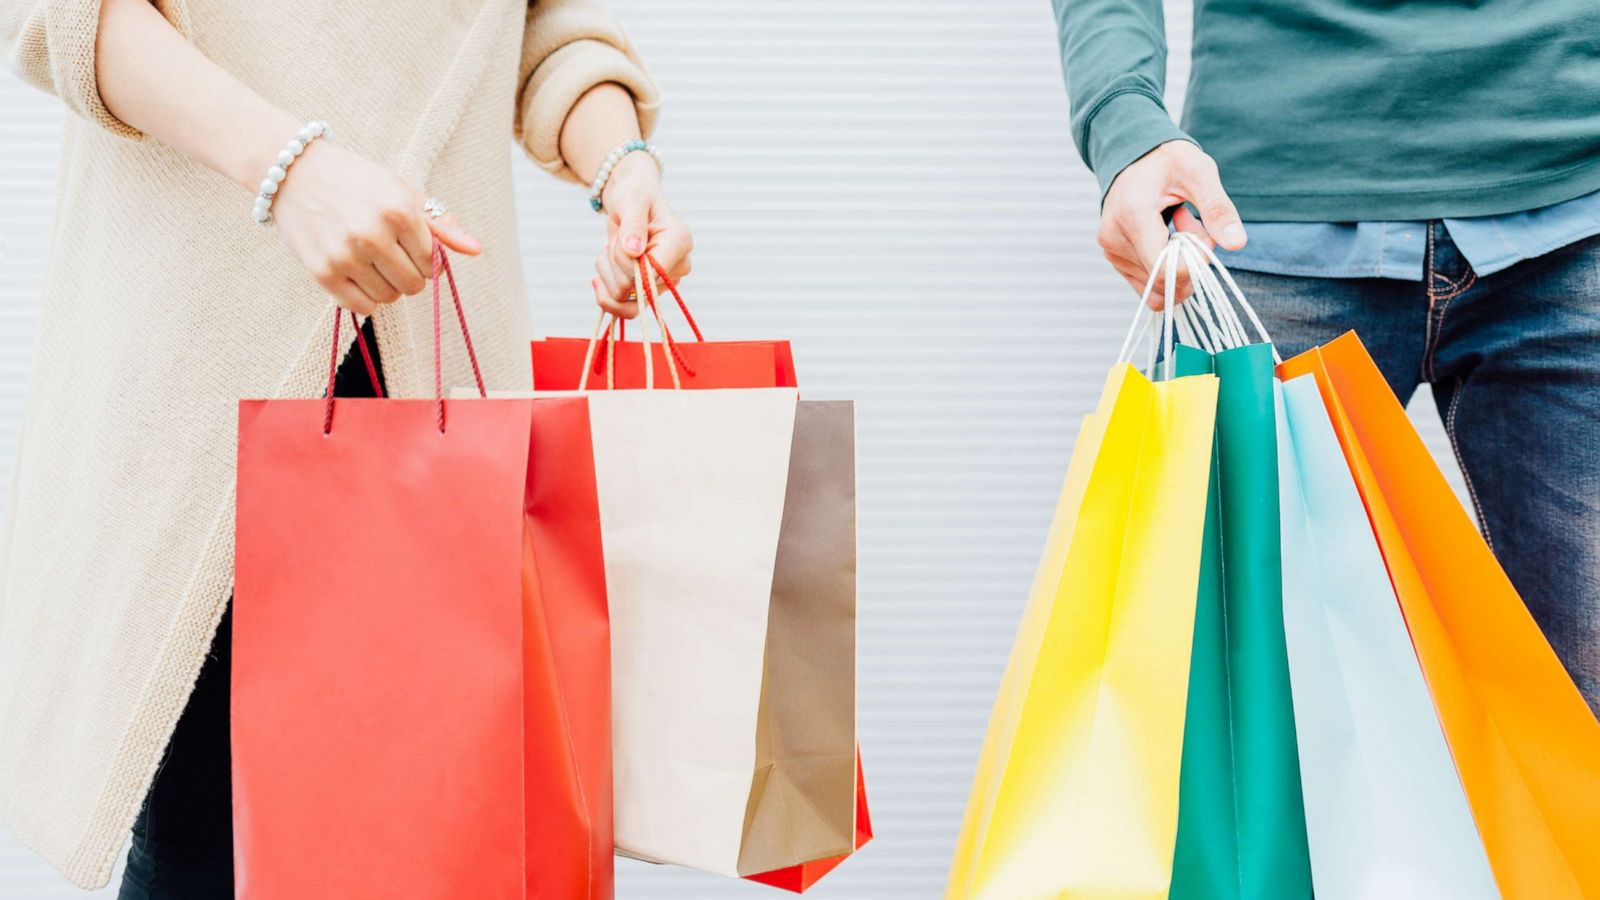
[1168,340,1313,900]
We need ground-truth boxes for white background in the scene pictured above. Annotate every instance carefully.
[0,1,1465,896]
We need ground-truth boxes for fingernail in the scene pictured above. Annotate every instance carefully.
[1222,224,1248,248]
[624,236,643,255]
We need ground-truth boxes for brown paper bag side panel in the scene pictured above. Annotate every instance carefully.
[738,400,859,875]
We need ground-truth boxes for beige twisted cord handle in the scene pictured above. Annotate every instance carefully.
[576,259,683,390]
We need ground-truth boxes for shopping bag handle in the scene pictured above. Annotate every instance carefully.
[605,254,703,345]
[577,258,690,390]
[642,253,704,342]
[1172,232,1280,360]
[1116,237,1182,381]
[581,253,702,386]
[322,237,486,434]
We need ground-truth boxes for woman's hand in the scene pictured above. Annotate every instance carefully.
[590,152,693,319]
[271,141,482,315]
[1099,140,1246,308]
[91,0,476,317]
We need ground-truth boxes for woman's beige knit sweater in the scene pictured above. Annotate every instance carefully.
[0,0,658,888]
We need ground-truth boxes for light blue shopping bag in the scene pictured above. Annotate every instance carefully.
[1275,375,1499,899]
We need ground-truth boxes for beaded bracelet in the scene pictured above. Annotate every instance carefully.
[252,120,331,225]
[588,139,663,213]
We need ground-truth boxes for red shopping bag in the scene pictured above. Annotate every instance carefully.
[234,243,612,899]
[531,254,797,390]
[534,264,872,891]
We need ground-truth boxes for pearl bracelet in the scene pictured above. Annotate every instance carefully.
[252,120,331,225]
[588,139,663,213]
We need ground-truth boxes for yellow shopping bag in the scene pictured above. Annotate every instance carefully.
[948,357,1218,899]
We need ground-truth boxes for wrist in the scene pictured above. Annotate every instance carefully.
[249,120,332,224]
[601,152,661,204]
[270,138,336,211]
[588,139,663,213]
[225,111,306,193]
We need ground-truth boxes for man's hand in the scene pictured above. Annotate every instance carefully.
[1098,140,1246,307]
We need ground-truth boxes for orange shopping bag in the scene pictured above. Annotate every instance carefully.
[1279,332,1600,900]
[234,244,612,898]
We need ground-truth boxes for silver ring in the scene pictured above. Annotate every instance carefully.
[423,198,448,220]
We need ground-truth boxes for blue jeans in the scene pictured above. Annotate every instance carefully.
[1231,224,1600,716]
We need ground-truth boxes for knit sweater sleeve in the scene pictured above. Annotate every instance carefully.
[516,0,661,184]
[1051,0,1192,198]
[1,0,153,138]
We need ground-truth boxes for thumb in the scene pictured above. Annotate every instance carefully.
[1178,167,1247,251]
[615,199,650,260]
[427,214,482,256]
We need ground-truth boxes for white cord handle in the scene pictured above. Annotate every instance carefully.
[1116,235,1205,381]
[1173,232,1280,360]
[1177,240,1247,349]
[1116,241,1170,365]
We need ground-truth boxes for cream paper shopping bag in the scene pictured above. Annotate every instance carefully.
[582,388,859,877]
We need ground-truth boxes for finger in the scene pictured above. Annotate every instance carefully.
[594,277,638,319]
[1175,163,1247,250]
[1108,253,1176,308]
[1105,248,1147,290]
[332,279,377,317]
[426,212,482,256]
[1112,262,1148,297]
[1099,223,1149,295]
[1099,206,1168,308]
[1108,242,1195,308]
[1171,206,1212,247]
[1165,210,1208,303]
[1105,246,1154,301]
[1145,258,1195,306]
[395,210,435,275]
[645,225,694,280]
[1104,225,1166,310]
[612,197,650,266]
[343,258,399,306]
[1174,269,1195,303]
[1132,215,1185,309]
[373,240,427,297]
[595,250,630,304]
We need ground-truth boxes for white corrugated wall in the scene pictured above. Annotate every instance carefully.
[0,1,1464,896]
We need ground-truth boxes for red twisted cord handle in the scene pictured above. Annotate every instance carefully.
[322,237,485,434]
[588,251,703,381]
[636,264,685,370]
[322,310,384,434]
[433,238,487,432]
[643,252,704,342]
[593,317,695,379]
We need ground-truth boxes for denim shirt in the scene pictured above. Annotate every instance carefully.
[1215,189,1600,280]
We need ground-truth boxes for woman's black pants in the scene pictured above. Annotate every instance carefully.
[118,321,383,899]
